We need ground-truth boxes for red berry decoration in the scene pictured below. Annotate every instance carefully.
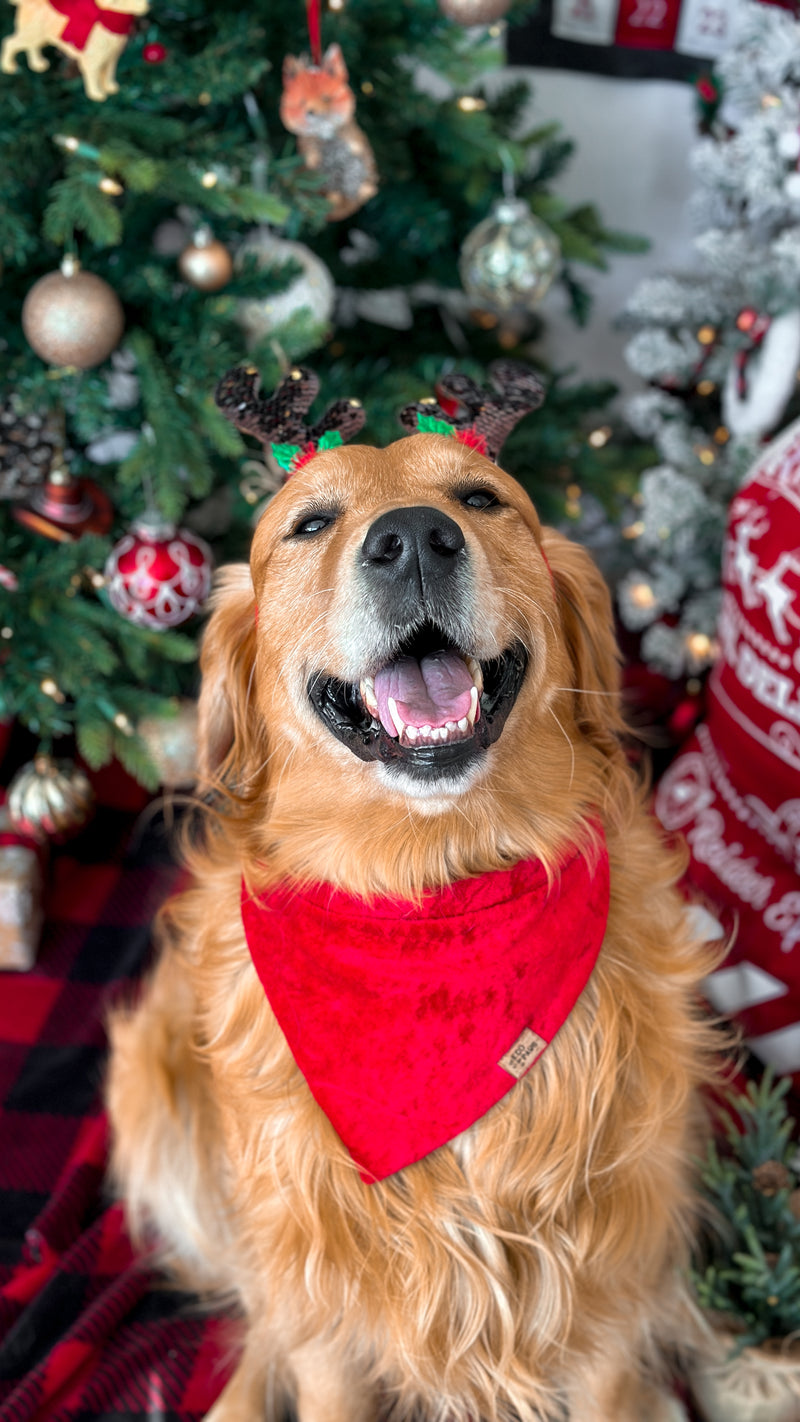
[104,514,212,630]
[143,41,167,63]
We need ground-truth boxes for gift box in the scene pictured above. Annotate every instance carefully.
[0,801,46,970]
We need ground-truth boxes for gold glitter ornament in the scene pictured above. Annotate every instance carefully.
[7,755,95,841]
[177,227,233,293]
[137,699,199,788]
[460,198,561,316]
[439,0,511,21]
[22,256,124,369]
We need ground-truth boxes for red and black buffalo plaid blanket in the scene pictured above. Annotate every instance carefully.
[0,799,700,1422]
[0,805,235,1422]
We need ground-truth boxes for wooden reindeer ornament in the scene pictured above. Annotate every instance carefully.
[1,0,148,101]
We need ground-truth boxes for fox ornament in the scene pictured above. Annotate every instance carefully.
[280,42,378,222]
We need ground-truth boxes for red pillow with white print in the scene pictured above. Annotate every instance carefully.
[655,417,800,1079]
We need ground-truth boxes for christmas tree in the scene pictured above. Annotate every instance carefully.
[617,0,800,681]
[0,0,644,794]
[693,1069,800,1351]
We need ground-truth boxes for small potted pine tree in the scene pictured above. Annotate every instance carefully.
[689,1070,800,1422]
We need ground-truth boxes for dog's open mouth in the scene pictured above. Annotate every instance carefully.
[307,625,528,776]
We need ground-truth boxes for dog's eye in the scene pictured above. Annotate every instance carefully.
[459,488,500,511]
[291,512,336,538]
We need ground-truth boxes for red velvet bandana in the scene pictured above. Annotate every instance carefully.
[241,838,610,1181]
[49,0,135,51]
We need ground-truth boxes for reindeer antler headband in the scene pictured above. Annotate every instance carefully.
[215,360,545,474]
[214,364,367,477]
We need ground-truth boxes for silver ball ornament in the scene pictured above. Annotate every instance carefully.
[8,755,95,840]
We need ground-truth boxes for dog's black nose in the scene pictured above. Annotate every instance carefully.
[361,507,465,592]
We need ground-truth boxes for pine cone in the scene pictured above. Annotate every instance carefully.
[0,402,61,500]
[752,1160,793,1196]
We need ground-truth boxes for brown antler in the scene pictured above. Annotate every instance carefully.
[399,360,545,462]
[215,365,366,474]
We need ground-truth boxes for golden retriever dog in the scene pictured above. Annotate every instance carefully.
[0,0,148,101]
[107,365,720,1422]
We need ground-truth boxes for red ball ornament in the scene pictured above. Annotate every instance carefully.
[104,514,212,630]
[143,41,167,62]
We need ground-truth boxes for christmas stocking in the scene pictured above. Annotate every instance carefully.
[655,416,800,1081]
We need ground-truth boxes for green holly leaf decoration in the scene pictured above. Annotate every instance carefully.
[271,442,302,471]
[416,414,456,437]
[318,430,344,451]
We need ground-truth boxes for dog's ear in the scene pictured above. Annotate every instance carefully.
[197,564,260,790]
[539,527,625,753]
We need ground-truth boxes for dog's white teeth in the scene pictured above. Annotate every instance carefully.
[387,696,406,739]
[465,655,484,695]
[360,677,378,717]
[467,685,479,727]
[403,719,475,746]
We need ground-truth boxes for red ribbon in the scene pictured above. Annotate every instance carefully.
[290,440,320,475]
[48,0,135,52]
[305,0,322,65]
[454,428,489,457]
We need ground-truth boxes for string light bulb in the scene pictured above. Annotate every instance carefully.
[457,96,487,111]
[40,677,66,703]
[697,325,717,346]
[99,176,123,196]
[587,426,611,448]
[0,626,13,639]
[201,170,218,188]
[113,711,133,734]
[686,631,713,660]
[565,482,582,518]
[630,582,656,609]
[623,520,645,540]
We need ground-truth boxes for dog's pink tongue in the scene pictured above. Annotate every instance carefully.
[374,651,475,736]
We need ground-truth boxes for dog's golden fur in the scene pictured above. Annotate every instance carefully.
[107,434,721,1422]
